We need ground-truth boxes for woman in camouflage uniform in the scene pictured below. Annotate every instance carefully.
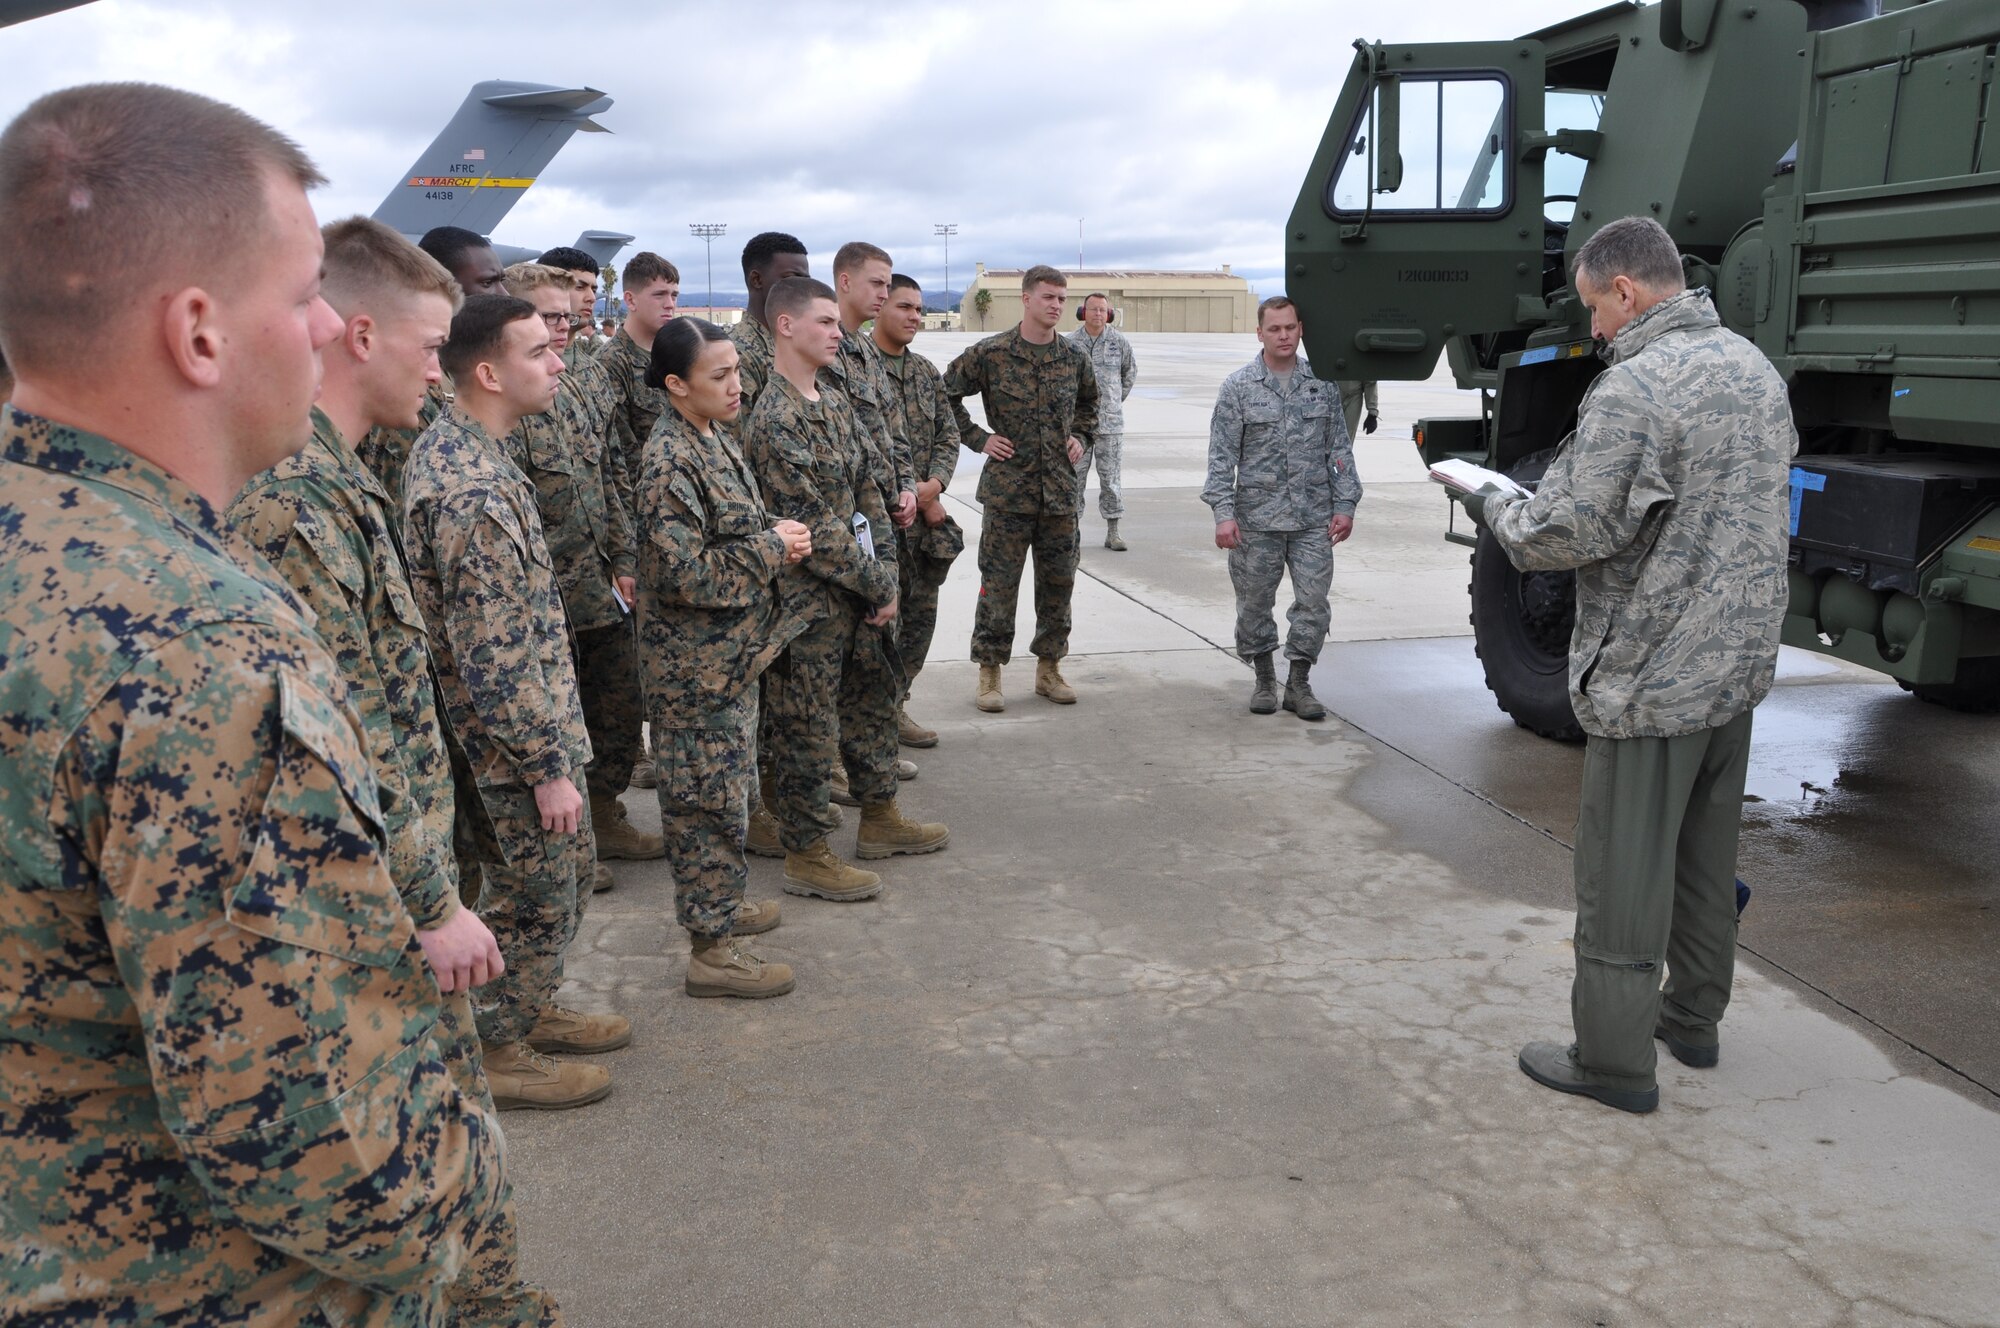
[638,319,814,997]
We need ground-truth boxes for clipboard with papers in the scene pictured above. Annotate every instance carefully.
[1428,458,1532,499]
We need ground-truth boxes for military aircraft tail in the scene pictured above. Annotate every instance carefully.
[373,80,613,242]
[574,231,635,269]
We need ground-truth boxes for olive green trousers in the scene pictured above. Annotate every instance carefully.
[1571,709,1754,1090]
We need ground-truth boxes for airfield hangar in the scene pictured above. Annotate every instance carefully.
[959,264,1255,334]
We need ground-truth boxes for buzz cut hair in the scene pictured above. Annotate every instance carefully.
[833,241,892,276]
[502,261,571,298]
[889,273,921,295]
[740,230,807,278]
[320,216,461,319]
[440,292,537,383]
[417,225,492,276]
[1256,295,1298,326]
[0,82,324,375]
[766,275,838,327]
[622,251,679,291]
[536,245,599,276]
[1022,265,1068,292]
[1573,216,1687,295]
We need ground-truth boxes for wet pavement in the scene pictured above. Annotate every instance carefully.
[507,333,2000,1325]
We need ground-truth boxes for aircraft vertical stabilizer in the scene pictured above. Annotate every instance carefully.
[373,80,612,242]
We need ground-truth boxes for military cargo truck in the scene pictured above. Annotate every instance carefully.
[1287,0,2000,738]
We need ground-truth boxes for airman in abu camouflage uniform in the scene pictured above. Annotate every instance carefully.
[944,266,1100,712]
[1203,296,1361,722]
[1066,294,1138,549]
[1461,218,1795,1113]
[231,400,558,1327]
[501,264,658,870]
[873,273,965,747]
[405,375,623,1109]
[637,324,815,997]
[744,278,950,901]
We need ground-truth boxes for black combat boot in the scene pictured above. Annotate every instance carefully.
[1282,658,1326,721]
[1248,653,1279,714]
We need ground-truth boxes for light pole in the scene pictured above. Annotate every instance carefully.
[689,222,727,317]
[934,223,957,316]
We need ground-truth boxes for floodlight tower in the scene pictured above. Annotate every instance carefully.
[689,222,727,315]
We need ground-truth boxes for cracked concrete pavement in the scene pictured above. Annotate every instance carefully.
[504,335,2000,1326]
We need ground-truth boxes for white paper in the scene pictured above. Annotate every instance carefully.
[611,583,630,614]
[852,512,876,559]
[1429,458,1531,498]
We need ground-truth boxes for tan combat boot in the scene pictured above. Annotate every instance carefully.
[783,838,883,901]
[629,756,659,789]
[976,663,1005,712]
[829,766,860,808]
[898,707,938,748]
[745,802,784,859]
[590,862,615,894]
[685,933,796,999]
[856,799,951,860]
[591,791,664,860]
[526,1004,632,1055]
[732,897,781,934]
[1035,657,1077,704]
[481,1040,613,1111]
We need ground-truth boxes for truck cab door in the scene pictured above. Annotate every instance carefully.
[1287,39,1549,382]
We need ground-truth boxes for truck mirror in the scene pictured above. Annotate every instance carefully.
[1374,74,1403,194]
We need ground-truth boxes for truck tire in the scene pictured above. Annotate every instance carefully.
[1468,448,1585,741]
[1906,656,2000,713]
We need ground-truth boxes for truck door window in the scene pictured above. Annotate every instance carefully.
[1328,74,1511,216]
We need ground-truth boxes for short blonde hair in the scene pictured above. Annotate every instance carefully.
[502,261,570,298]
[321,216,461,317]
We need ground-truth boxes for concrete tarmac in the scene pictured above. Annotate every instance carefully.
[509,332,2000,1325]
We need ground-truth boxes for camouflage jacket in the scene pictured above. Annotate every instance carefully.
[1065,324,1137,430]
[356,378,450,534]
[1204,352,1361,530]
[825,327,915,502]
[0,407,504,1323]
[404,405,592,789]
[879,341,966,563]
[730,315,777,421]
[228,408,462,930]
[504,358,637,633]
[597,325,669,522]
[1486,290,1796,739]
[638,408,817,728]
[944,326,1101,516]
[743,372,900,616]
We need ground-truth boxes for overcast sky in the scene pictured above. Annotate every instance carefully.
[3,0,1585,298]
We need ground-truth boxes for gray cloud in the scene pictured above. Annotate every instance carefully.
[2,0,1579,296]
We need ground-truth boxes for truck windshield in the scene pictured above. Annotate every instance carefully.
[1542,90,1604,224]
[1328,73,1511,215]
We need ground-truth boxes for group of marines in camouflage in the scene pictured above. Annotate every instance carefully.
[0,81,1120,1327]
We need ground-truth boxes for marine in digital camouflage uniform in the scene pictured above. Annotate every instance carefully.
[943,322,1100,670]
[826,326,916,515]
[1203,346,1361,686]
[1470,271,1795,1109]
[743,374,902,853]
[731,314,777,421]
[596,324,669,525]
[1,406,507,1324]
[229,406,558,1326]
[403,404,596,1051]
[639,406,814,939]
[506,350,651,856]
[878,327,965,696]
